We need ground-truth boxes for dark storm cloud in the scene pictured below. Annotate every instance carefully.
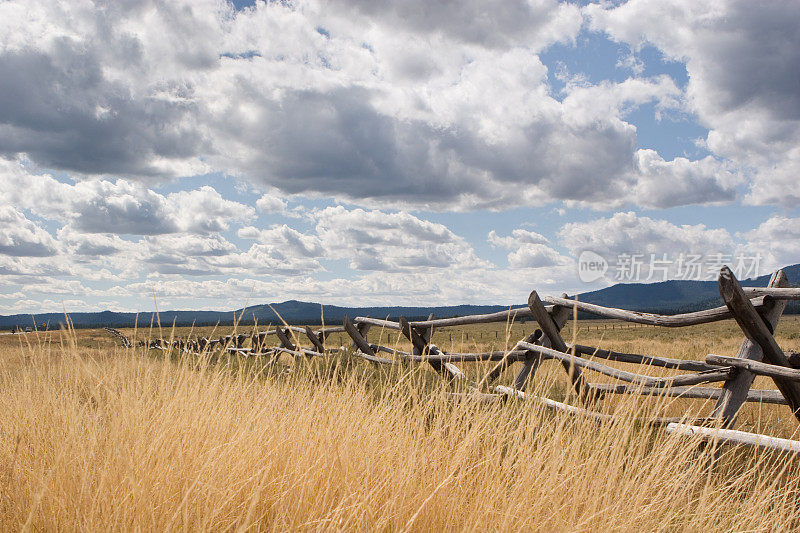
[0,42,207,178]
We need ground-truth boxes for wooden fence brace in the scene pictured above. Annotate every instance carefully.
[421,313,464,378]
[516,341,732,388]
[398,316,464,380]
[495,386,716,427]
[305,325,326,353]
[399,316,429,354]
[370,344,529,362]
[527,292,595,400]
[717,266,800,421]
[354,317,401,331]
[742,287,800,300]
[513,300,572,391]
[353,322,371,351]
[314,326,346,335]
[352,307,546,332]
[571,344,717,372]
[666,423,800,455]
[437,350,526,363]
[541,295,769,327]
[422,313,434,340]
[712,269,789,425]
[343,316,394,364]
[258,332,270,351]
[495,385,615,422]
[408,307,534,329]
[707,354,800,382]
[275,327,296,352]
[511,329,551,390]
[483,328,541,386]
[272,347,327,359]
[419,313,436,362]
[588,383,788,405]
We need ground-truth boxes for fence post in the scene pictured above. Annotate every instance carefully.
[712,269,789,424]
[305,325,325,354]
[399,315,463,381]
[343,317,391,364]
[716,266,800,422]
[526,291,598,401]
[275,327,296,352]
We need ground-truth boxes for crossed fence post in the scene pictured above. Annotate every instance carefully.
[399,315,464,381]
[711,266,800,424]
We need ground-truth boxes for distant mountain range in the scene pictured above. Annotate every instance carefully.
[3,264,799,330]
[579,263,800,315]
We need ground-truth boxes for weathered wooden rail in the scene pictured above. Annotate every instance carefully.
[134,266,800,455]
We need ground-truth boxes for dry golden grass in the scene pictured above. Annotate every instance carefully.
[2,320,800,531]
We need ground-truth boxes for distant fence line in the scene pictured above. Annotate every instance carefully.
[131,266,800,455]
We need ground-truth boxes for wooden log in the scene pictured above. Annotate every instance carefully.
[409,307,534,328]
[743,287,800,300]
[422,313,435,344]
[707,354,800,383]
[483,329,541,385]
[422,314,465,381]
[517,341,731,388]
[250,334,262,352]
[666,423,800,454]
[399,317,429,352]
[353,306,542,331]
[346,321,371,352]
[513,325,564,390]
[714,270,788,425]
[541,294,768,327]
[495,386,710,426]
[400,315,465,381]
[718,266,800,421]
[495,385,615,422]
[527,292,593,399]
[371,344,530,362]
[513,297,573,390]
[589,383,787,405]
[354,317,401,331]
[343,316,394,364]
[315,326,346,335]
[305,325,326,353]
[400,316,439,368]
[273,347,326,358]
[572,344,717,372]
[227,347,254,354]
[275,327,296,351]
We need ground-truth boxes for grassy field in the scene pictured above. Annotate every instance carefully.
[2,316,800,530]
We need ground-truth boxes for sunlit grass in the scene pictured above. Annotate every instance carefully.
[1,318,800,530]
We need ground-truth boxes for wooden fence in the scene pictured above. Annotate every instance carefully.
[135,266,800,455]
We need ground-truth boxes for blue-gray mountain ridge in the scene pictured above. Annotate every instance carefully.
[3,264,799,330]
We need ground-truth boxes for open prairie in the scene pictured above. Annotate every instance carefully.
[2,317,800,531]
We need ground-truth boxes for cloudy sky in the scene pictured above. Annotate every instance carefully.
[1,0,799,313]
